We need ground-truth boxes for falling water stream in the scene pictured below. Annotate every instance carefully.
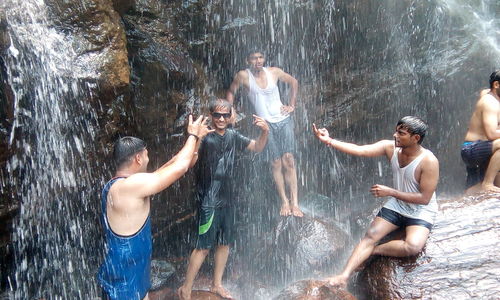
[0,0,499,299]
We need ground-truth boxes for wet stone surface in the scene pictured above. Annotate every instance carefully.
[274,279,357,300]
[356,192,500,300]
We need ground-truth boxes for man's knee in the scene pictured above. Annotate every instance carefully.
[271,159,282,170]
[492,139,500,152]
[403,240,425,256]
[281,153,295,169]
[194,248,210,256]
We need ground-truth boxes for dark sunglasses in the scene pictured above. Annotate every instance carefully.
[212,112,231,119]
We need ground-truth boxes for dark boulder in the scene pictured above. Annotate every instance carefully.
[250,215,350,285]
[356,192,500,299]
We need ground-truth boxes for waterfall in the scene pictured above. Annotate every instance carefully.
[0,0,498,299]
[2,0,103,298]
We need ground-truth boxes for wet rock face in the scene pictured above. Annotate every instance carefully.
[44,0,130,101]
[0,11,9,53]
[357,193,500,300]
[274,280,357,300]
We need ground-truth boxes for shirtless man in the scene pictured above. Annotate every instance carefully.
[97,115,212,300]
[313,116,439,288]
[226,50,303,217]
[178,99,269,300]
[461,70,500,193]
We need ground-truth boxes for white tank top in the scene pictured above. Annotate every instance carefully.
[383,147,438,224]
[246,67,289,123]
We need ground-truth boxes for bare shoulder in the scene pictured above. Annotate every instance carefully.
[479,92,500,107]
[267,66,284,75]
[422,150,439,168]
[235,69,249,80]
[380,139,395,158]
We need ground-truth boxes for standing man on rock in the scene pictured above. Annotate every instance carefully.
[226,50,303,217]
[178,99,269,300]
[313,116,439,288]
[98,115,212,300]
[461,70,500,193]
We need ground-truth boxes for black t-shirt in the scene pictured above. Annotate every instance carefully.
[195,129,251,208]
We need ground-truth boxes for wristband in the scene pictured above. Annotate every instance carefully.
[188,133,199,141]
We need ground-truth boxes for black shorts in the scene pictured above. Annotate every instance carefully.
[377,207,433,230]
[461,140,493,187]
[264,117,296,161]
[196,206,234,249]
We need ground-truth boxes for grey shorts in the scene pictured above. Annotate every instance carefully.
[264,117,296,161]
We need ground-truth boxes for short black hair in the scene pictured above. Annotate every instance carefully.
[247,49,265,59]
[489,70,500,88]
[396,116,428,144]
[113,136,147,168]
[208,97,232,113]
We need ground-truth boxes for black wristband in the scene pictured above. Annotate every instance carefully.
[188,133,199,141]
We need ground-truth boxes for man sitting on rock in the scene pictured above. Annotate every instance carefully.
[312,116,439,288]
[461,70,500,193]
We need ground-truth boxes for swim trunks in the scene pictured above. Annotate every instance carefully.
[196,206,234,249]
[377,207,433,230]
[461,140,493,187]
[264,116,296,161]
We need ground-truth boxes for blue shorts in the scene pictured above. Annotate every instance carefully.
[377,207,432,230]
[461,140,493,187]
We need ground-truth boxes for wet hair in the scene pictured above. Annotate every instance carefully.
[489,70,500,88]
[247,49,265,59]
[396,116,428,144]
[113,136,147,168]
[208,97,232,113]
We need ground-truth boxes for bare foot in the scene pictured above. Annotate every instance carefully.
[324,274,349,288]
[210,285,234,299]
[481,183,500,193]
[177,286,191,300]
[291,205,304,217]
[280,204,291,216]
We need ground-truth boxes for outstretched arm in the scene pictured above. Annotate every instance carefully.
[313,123,393,158]
[120,115,213,198]
[246,115,269,152]
[370,155,439,205]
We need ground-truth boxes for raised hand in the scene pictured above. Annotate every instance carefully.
[187,115,214,139]
[253,114,269,132]
[312,123,332,145]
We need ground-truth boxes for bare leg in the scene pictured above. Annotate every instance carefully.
[282,153,302,217]
[271,158,290,216]
[481,140,500,192]
[142,293,150,300]
[178,248,209,300]
[372,225,430,257]
[325,217,398,288]
[210,245,233,299]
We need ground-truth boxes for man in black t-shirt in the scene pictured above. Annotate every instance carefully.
[178,98,269,300]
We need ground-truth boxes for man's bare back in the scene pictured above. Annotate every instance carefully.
[464,89,500,142]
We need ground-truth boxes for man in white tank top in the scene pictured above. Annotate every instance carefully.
[313,116,439,288]
[227,50,303,217]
